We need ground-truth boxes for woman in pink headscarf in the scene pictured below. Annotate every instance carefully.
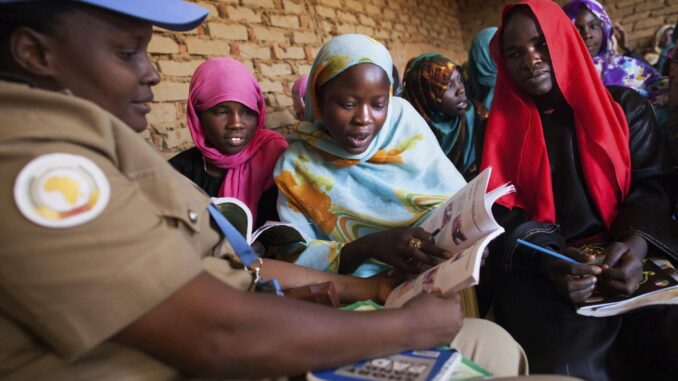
[170,57,288,227]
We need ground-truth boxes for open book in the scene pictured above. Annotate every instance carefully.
[385,167,514,308]
[212,197,309,247]
[576,257,678,317]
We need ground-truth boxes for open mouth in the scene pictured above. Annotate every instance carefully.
[224,136,246,146]
[346,132,371,148]
[456,100,468,110]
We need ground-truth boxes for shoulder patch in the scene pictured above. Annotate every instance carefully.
[13,153,110,228]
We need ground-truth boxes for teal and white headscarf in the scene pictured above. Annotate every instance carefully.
[274,34,466,276]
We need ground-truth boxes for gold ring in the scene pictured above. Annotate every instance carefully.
[408,238,422,249]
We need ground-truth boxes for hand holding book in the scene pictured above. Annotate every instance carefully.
[522,239,678,316]
[339,226,450,275]
[595,235,647,297]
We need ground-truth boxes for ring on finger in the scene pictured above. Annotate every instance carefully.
[408,238,422,249]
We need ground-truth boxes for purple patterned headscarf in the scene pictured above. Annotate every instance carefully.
[563,0,613,55]
[563,0,667,107]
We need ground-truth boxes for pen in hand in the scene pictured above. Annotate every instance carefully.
[516,239,586,265]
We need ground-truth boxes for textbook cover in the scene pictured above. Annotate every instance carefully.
[307,348,462,381]
[335,301,492,381]
[577,256,678,317]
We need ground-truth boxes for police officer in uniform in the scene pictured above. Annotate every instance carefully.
[0,1,583,380]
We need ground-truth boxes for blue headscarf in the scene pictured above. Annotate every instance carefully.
[466,27,498,110]
[275,34,466,275]
[299,34,393,163]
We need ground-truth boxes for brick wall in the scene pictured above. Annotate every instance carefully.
[146,0,465,157]
[147,0,678,157]
[458,0,678,51]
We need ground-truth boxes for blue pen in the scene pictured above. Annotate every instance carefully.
[516,239,586,265]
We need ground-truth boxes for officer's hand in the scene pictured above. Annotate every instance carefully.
[401,292,463,348]
[542,247,602,303]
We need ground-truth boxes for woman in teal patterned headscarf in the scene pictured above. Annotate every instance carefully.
[402,52,488,181]
[274,34,467,277]
[467,27,498,110]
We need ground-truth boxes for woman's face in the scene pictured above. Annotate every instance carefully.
[574,7,604,57]
[44,7,160,132]
[502,9,555,98]
[200,101,258,155]
[439,69,468,117]
[318,63,390,155]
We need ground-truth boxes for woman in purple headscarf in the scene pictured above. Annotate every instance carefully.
[563,0,668,114]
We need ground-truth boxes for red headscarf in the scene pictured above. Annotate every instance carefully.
[480,0,631,230]
[187,58,288,220]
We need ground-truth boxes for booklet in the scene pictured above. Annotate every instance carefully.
[384,167,514,308]
[307,348,461,381]
[576,256,678,317]
[212,197,310,246]
[307,301,491,381]
[306,349,461,381]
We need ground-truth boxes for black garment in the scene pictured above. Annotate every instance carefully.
[169,147,279,229]
[486,86,678,381]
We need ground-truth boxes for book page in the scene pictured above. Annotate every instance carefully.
[251,221,311,245]
[418,167,513,254]
[384,232,502,308]
[212,197,253,243]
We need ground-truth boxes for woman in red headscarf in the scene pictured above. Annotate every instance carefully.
[480,0,678,380]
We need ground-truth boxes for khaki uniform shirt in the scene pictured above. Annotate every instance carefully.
[0,80,252,380]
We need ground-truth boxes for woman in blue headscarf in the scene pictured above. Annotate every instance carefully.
[466,27,498,110]
[274,34,467,277]
[401,52,488,181]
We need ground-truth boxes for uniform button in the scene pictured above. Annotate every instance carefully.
[188,210,198,223]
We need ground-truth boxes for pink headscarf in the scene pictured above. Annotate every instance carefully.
[292,74,308,98]
[187,57,288,220]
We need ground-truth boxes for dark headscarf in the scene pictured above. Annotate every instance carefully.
[402,53,486,179]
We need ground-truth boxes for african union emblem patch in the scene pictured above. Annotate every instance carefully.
[13,153,110,228]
